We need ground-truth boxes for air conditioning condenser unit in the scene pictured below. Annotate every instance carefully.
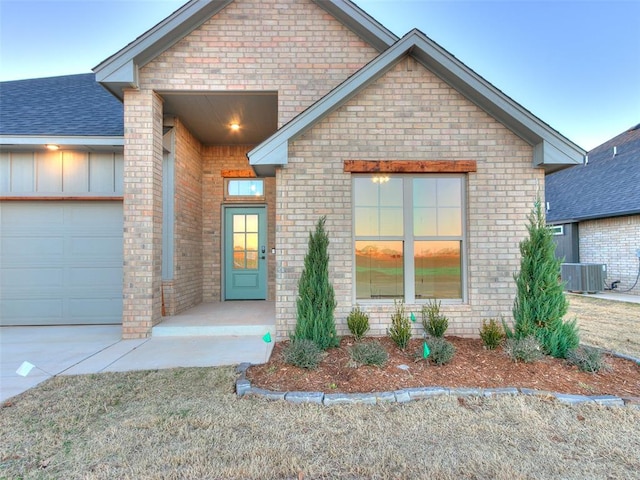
[561,263,607,293]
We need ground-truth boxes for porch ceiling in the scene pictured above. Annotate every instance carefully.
[160,91,278,146]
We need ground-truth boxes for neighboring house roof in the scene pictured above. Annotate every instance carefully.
[546,124,640,224]
[0,73,124,151]
[248,29,585,176]
[93,0,397,99]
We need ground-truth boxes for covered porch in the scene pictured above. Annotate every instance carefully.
[153,301,276,338]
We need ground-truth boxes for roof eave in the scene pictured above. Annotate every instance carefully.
[548,208,640,225]
[93,0,234,99]
[312,0,398,52]
[249,29,586,171]
[0,135,124,152]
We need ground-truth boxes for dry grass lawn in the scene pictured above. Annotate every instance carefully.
[567,294,640,358]
[2,366,640,479]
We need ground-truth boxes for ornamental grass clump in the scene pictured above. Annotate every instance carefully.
[479,318,505,350]
[504,335,543,363]
[566,346,609,373]
[349,341,388,367]
[347,305,370,341]
[421,300,448,338]
[425,337,455,366]
[282,338,324,369]
[388,300,412,350]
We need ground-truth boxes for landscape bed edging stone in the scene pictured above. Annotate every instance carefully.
[234,362,639,408]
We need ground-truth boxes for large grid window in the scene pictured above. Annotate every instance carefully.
[354,175,464,302]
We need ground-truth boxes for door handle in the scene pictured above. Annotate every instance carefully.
[261,245,266,259]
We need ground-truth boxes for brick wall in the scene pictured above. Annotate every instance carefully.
[580,215,640,295]
[122,89,164,338]
[140,0,379,128]
[276,57,541,339]
[124,0,379,334]
[201,145,276,302]
[171,119,204,312]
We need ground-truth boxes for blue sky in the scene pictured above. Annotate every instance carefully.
[0,0,638,150]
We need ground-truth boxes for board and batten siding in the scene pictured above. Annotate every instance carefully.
[0,151,123,195]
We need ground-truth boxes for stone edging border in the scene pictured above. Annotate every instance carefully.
[235,350,640,408]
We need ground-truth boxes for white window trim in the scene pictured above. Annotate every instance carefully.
[352,173,467,305]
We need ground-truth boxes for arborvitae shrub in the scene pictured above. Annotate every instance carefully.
[479,318,505,350]
[425,337,455,366]
[349,341,388,367]
[421,300,448,338]
[506,200,580,358]
[282,338,324,369]
[388,300,412,350]
[293,216,339,350]
[347,305,370,341]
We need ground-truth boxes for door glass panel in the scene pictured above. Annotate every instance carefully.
[246,214,258,232]
[233,215,245,232]
[232,214,260,270]
[234,252,245,269]
[233,233,245,250]
[246,233,258,251]
[246,251,258,269]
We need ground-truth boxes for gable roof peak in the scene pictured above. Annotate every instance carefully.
[94,0,398,99]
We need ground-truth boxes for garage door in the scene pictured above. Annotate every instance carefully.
[0,201,123,325]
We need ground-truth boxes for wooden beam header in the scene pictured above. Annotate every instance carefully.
[343,160,477,174]
[221,168,257,178]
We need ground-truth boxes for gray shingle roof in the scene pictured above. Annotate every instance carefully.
[0,73,123,137]
[546,124,640,223]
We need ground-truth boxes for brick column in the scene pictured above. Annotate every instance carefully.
[122,89,164,338]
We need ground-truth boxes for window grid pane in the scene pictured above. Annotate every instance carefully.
[355,241,404,299]
[414,241,462,299]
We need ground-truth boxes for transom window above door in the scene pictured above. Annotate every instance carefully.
[353,175,465,302]
[225,179,264,199]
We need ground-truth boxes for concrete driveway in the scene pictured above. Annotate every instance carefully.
[1,325,274,403]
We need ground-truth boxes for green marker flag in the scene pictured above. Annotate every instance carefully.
[262,332,272,343]
[423,341,430,359]
[410,312,416,323]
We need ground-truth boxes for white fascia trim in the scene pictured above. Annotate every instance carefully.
[0,135,124,146]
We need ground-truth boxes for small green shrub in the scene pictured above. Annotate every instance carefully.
[347,305,370,341]
[566,346,608,373]
[282,338,324,369]
[421,300,448,338]
[388,300,412,350]
[504,335,543,363]
[425,337,455,366]
[349,341,388,367]
[479,318,505,350]
[542,319,580,359]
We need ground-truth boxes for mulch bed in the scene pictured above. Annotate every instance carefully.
[247,336,640,398]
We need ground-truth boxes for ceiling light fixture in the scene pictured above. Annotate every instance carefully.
[45,144,60,151]
[229,123,240,131]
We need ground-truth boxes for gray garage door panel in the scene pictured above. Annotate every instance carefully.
[0,201,123,325]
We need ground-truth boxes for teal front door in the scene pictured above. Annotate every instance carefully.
[224,207,267,300]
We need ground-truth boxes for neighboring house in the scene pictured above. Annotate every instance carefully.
[546,124,640,296]
[0,0,584,339]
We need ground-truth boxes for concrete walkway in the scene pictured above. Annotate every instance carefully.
[567,291,640,304]
[0,325,274,403]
